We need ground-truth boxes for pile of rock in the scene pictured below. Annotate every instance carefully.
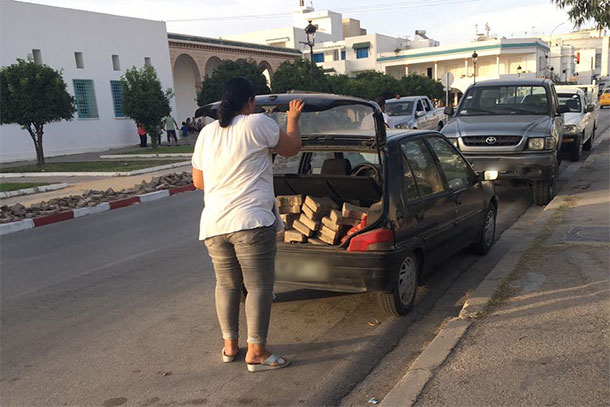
[0,172,193,224]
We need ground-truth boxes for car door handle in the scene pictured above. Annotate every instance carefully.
[455,198,463,206]
[415,211,424,222]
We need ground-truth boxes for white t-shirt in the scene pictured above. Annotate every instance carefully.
[192,114,281,240]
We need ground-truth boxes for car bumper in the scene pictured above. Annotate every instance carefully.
[275,244,404,293]
[463,152,555,181]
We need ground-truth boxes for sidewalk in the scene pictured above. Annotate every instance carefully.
[411,134,610,405]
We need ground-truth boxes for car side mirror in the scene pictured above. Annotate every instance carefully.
[558,105,570,114]
[444,106,455,116]
[585,104,595,113]
[416,111,425,117]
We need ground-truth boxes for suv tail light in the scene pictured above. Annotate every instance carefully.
[347,228,394,252]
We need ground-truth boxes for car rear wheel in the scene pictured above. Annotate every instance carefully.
[378,253,418,316]
[583,125,595,151]
[569,133,583,161]
[437,121,444,131]
[472,204,497,255]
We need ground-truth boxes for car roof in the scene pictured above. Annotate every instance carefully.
[386,129,439,142]
[470,78,551,87]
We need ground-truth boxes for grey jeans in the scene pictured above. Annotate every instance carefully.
[204,224,277,345]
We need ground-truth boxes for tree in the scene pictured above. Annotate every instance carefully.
[551,0,609,30]
[121,65,173,149]
[197,59,270,106]
[271,58,329,93]
[0,59,75,165]
[398,74,444,100]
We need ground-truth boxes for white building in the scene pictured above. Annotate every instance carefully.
[540,29,610,85]
[378,37,552,102]
[0,0,175,163]
[226,2,437,77]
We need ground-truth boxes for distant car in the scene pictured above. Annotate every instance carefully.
[442,78,567,206]
[556,86,597,161]
[198,93,499,316]
[385,96,446,131]
[601,88,610,108]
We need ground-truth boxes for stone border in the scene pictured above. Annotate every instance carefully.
[100,153,192,159]
[0,161,191,178]
[379,129,608,407]
[0,183,68,198]
[0,184,196,236]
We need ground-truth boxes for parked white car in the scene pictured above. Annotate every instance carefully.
[385,96,445,131]
[556,86,597,161]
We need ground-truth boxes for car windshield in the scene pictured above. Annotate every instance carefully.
[457,85,550,116]
[265,103,376,133]
[385,101,414,116]
[558,93,582,112]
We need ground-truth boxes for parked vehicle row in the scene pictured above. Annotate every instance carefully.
[555,85,597,161]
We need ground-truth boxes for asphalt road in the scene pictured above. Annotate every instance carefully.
[1,109,608,406]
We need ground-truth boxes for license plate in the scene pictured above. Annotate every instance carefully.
[275,257,330,282]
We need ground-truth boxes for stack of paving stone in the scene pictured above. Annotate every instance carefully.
[277,194,369,246]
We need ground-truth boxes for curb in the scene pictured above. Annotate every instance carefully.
[0,161,191,178]
[99,153,192,159]
[379,129,609,407]
[0,184,196,236]
[0,183,69,198]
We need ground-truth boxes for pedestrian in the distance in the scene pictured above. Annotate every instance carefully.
[163,114,179,145]
[192,77,304,373]
[137,122,148,147]
[180,121,190,142]
[375,96,394,129]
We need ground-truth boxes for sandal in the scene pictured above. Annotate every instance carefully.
[246,354,290,373]
[222,348,239,363]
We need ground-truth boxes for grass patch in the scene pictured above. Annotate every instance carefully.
[0,160,187,173]
[0,182,50,192]
[119,145,194,154]
[475,197,577,319]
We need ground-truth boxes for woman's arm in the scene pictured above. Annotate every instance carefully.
[273,99,304,157]
[193,168,204,190]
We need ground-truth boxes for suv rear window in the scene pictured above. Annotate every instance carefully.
[558,93,582,112]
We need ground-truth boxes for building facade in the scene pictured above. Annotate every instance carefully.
[378,38,552,102]
[0,0,175,163]
[168,34,301,124]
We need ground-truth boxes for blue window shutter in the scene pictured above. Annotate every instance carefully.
[356,47,369,59]
[313,53,324,63]
[341,50,346,60]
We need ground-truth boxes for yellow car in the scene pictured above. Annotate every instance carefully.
[601,88,610,108]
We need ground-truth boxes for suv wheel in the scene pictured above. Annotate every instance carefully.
[569,133,583,161]
[533,164,557,206]
[378,253,418,316]
[583,125,595,151]
[437,122,444,131]
[472,204,497,254]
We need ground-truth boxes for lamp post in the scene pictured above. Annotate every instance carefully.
[471,50,478,84]
[517,65,522,78]
[304,20,317,90]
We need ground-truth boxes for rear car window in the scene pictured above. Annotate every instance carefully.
[386,101,414,116]
[400,139,445,198]
[273,151,380,175]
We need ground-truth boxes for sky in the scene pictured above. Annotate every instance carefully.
[23,0,587,46]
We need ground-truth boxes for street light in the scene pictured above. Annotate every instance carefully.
[517,65,522,78]
[303,20,317,89]
[471,50,478,84]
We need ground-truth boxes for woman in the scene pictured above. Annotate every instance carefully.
[191,77,304,372]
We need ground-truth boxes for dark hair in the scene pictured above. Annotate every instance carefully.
[375,96,386,108]
[218,77,255,127]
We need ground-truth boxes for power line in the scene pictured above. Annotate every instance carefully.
[166,0,479,23]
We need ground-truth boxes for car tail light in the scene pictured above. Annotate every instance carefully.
[347,228,394,251]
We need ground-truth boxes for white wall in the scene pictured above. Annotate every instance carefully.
[0,0,175,162]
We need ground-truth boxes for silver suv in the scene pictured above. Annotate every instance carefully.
[442,79,567,205]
